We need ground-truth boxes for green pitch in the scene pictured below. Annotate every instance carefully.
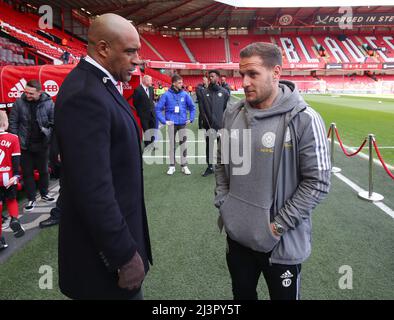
[0,95,393,300]
[303,94,394,167]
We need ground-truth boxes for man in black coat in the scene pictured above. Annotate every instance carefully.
[132,75,156,148]
[55,13,152,300]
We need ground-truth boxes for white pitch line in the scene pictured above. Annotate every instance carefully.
[155,140,206,143]
[347,146,394,149]
[334,172,394,219]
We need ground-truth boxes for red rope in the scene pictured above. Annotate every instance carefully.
[327,126,332,139]
[334,128,367,157]
[373,140,394,179]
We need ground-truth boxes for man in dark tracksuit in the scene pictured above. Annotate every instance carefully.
[215,43,330,300]
[220,76,231,95]
[196,76,209,130]
[197,70,229,177]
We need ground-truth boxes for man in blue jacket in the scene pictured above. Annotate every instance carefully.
[156,74,195,175]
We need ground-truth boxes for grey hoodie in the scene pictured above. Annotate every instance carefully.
[214,80,331,265]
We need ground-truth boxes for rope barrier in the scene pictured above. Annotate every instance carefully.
[327,126,331,139]
[334,127,367,157]
[373,139,394,179]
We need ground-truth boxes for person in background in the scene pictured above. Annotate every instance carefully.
[197,70,229,177]
[156,74,195,176]
[154,82,165,102]
[220,75,231,95]
[9,79,55,212]
[132,75,156,149]
[196,76,209,131]
[0,111,25,251]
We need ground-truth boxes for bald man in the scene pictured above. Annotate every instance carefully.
[55,14,152,300]
[132,75,156,148]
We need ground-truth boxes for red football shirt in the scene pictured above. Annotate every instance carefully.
[0,132,21,187]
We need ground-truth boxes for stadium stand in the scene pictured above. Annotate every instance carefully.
[142,34,191,62]
[0,2,86,62]
[139,36,163,61]
[0,37,34,65]
[229,35,273,63]
[184,37,226,63]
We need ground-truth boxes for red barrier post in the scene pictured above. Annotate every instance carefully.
[358,134,384,202]
[330,123,341,173]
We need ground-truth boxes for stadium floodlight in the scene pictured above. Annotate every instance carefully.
[163,26,168,28]
[210,27,215,30]
[147,23,152,26]
[195,27,201,30]
[171,27,177,30]
[215,0,394,7]
[185,28,191,30]
[219,27,225,30]
[230,27,237,30]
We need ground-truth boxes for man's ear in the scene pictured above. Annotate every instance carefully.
[273,65,282,81]
[96,40,110,58]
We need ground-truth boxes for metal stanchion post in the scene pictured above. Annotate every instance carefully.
[330,123,341,173]
[358,134,384,202]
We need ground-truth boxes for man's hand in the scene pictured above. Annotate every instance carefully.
[186,120,191,125]
[166,121,174,126]
[118,251,145,291]
[5,176,19,189]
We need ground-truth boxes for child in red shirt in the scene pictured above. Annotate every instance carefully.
[0,111,25,251]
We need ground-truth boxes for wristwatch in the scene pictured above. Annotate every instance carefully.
[273,221,285,236]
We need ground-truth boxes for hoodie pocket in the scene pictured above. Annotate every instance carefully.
[220,193,280,252]
[270,217,312,264]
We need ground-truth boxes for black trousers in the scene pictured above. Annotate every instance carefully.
[226,236,301,300]
[140,116,156,147]
[205,129,218,167]
[21,148,50,201]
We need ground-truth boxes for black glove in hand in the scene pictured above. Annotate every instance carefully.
[118,251,145,291]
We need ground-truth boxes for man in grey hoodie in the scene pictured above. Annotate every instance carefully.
[214,42,331,300]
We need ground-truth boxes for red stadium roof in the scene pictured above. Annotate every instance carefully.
[21,1,394,31]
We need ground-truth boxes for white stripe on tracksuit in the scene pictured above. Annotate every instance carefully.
[304,107,330,172]
[304,107,331,199]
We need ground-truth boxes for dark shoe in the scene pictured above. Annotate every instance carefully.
[41,194,55,202]
[24,201,36,212]
[39,216,59,228]
[10,218,25,238]
[2,213,8,225]
[0,236,8,251]
[201,166,214,177]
